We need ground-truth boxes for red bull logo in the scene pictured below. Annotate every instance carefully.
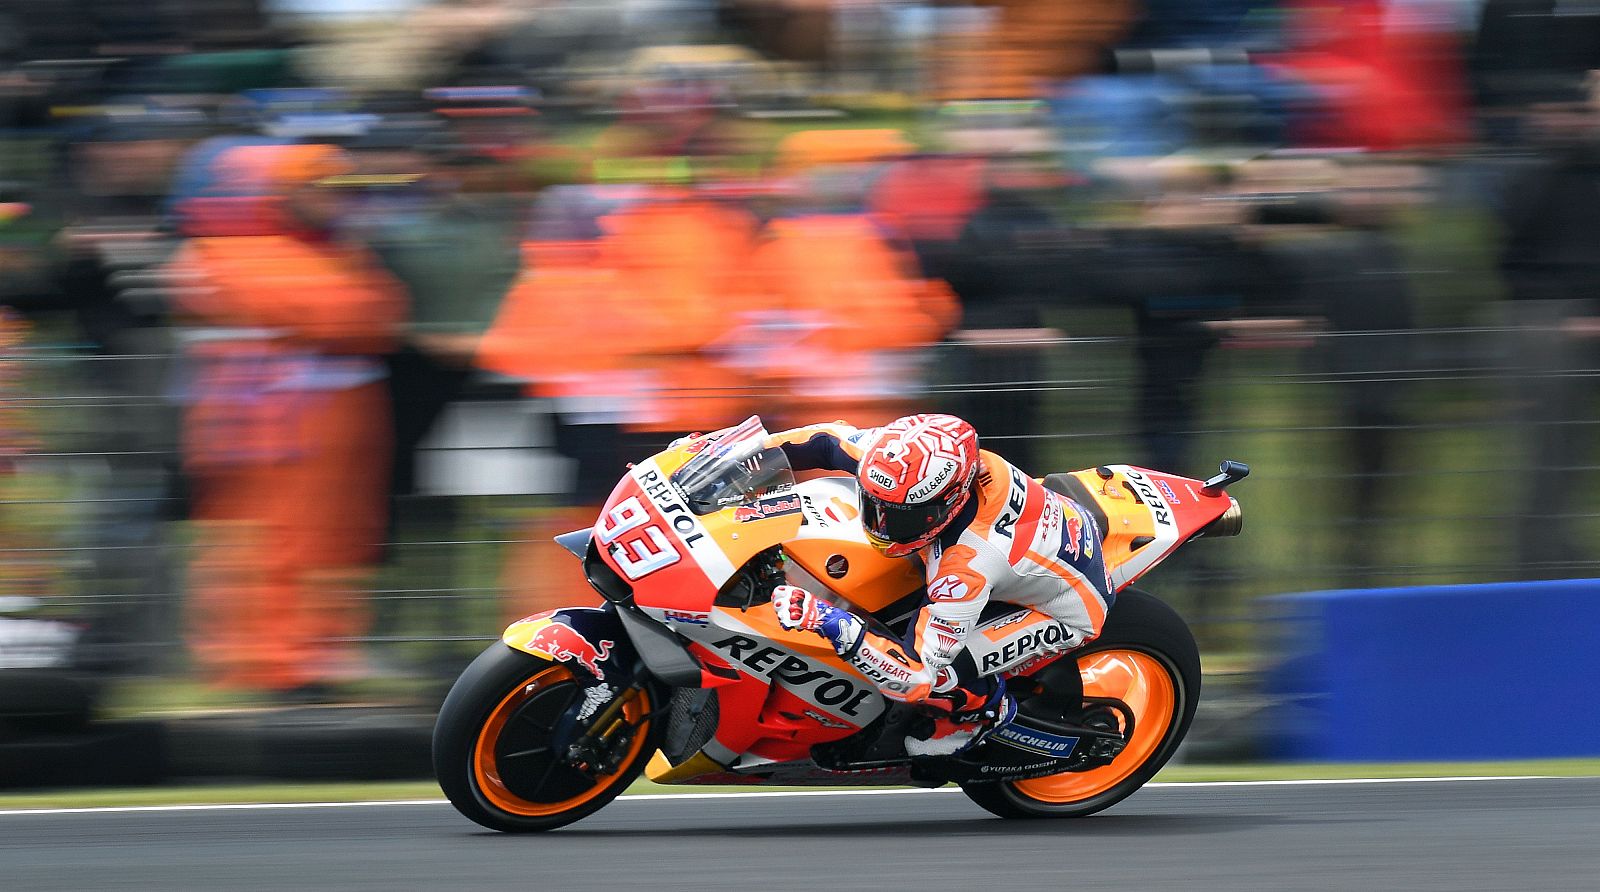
[733,494,803,523]
[1062,516,1083,559]
[525,621,614,680]
[682,430,731,455]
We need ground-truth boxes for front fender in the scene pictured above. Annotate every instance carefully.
[503,607,635,685]
[506,602,711,689]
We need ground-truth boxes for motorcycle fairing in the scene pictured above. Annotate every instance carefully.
[594,451,803,614]
[656,761,918,787]
[642,603,891,782]
[696,606,886,723]
[783,477,924,614]
[1063,465,1236,592]
[502,607,634,684]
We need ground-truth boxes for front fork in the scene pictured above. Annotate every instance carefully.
[563,678,650,776]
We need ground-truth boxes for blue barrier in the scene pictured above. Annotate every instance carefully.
[1263,578,1600,761]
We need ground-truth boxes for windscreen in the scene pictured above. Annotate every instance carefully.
[670,416,795,516]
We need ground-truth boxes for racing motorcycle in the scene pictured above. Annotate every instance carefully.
[433,417,1247,832]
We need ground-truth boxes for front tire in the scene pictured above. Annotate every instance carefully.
[433,644,660,832]
[963,588,1200,819]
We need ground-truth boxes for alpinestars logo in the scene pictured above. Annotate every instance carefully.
[927,574,970,602]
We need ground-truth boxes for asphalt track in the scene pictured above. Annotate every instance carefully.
[4,777,1598,891]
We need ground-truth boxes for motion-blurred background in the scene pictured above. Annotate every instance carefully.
[1,0,1597,786]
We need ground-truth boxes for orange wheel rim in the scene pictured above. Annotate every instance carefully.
[472,666,651,816]
[1011,649,1178,804]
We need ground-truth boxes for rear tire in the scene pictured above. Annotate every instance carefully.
[433,644,660,832]
[962,588,1200,819]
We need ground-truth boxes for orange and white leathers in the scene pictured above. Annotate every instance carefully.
[767,423,1114,707]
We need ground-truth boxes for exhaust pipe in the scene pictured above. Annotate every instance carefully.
[1196,497,1243,538]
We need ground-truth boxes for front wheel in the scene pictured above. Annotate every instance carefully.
[433,644,660,832]
[962,588,1200,819]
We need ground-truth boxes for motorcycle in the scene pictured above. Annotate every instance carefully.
[433,417,1247,832]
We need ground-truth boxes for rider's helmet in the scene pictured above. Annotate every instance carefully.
[857,414,981,558]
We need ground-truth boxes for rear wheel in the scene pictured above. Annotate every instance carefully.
[433,644,660,832]
[962,588,1200,819]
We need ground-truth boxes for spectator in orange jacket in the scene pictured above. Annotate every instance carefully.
[168,144,406,699]
[478,185,761,617]
[742,131,960,429]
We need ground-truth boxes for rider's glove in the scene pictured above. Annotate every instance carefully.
[773,584,826,632]
[773,584,862,655]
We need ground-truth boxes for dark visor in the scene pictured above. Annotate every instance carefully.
[860,492,953,545]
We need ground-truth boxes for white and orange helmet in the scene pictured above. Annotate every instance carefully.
[857,414,981,558]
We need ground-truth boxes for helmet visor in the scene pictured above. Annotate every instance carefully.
[860,491,953,546]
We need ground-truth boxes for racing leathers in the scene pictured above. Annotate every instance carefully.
[766,422,1115,755]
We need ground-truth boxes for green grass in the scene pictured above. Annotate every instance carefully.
[2,759,1596,810]
[101,677,443,718]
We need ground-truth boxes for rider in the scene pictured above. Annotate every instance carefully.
[764,414,1114,757]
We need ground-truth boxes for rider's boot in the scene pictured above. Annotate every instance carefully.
[904,674,1017,757]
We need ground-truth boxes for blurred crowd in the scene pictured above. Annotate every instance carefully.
[3,0,1600,701]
